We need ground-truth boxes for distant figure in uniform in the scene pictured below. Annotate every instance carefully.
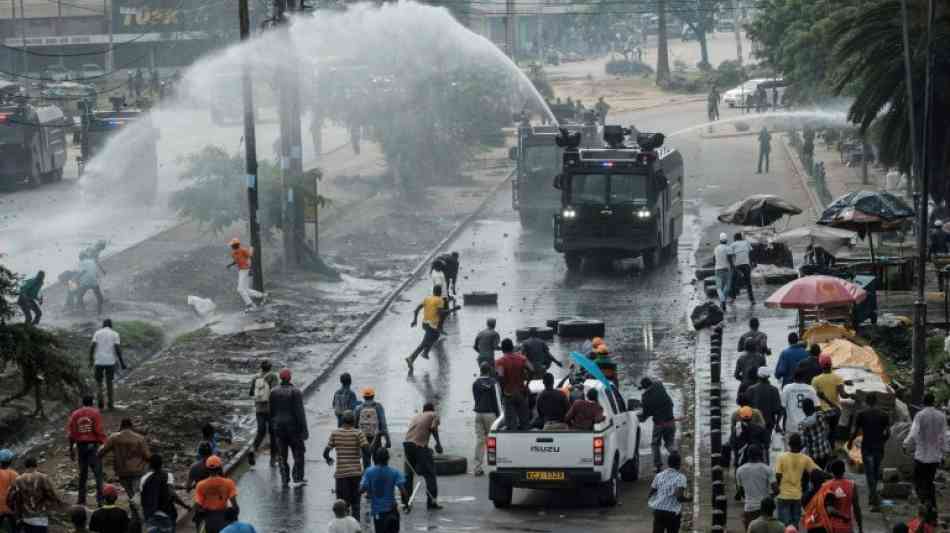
[594,97,610,124]
[744,93,754,114]
[757,127,772,174]
[772,87,780,110]
[708,85,720,121]
[134,68,145,99]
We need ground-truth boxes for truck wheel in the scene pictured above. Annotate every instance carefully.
[489,479,512,508]
[28,167,42,188]
[565,254,582,273]
[557,319,605,338]
[434,454,467,476]
[642,248,659,270]
[620,455,640,482]
[666,238,679,260]
[598,465,619,507]
[515,326,554,341]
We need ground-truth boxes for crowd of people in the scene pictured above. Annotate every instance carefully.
[725,318,948,533]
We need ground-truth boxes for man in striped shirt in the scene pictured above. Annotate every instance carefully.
[648,452,690,533]
[324,411,369,520]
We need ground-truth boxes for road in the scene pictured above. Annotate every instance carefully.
[231,100,815,532]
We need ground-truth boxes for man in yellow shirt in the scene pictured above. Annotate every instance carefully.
[811,354,851,447]
[774,433,817,528]
[406,286,446,375]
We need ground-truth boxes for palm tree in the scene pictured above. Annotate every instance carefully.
[830,0,950,202]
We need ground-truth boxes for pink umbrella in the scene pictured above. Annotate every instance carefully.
[765,275,867,309]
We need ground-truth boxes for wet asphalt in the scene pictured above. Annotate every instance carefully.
[231,101,816,532]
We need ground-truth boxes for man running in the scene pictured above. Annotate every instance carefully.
[194,456,238,533]
[269,368,308,486]
[324,411,368,521]
[520,328,562,378]
[473,318,501,366]
[639,377,677,473]
[403,403,443,510]
[902,392,947,510]
[434,252,460,296]
[89,319,126,411]
[66,395,107,506]
[248,360,279,466]
[98,418,150,498]
[77,252,104,315]
[17,270,44,325]
[360,448,410,533]
[354,388,390,469]
[406,286,446,374]
[227,238,266,312]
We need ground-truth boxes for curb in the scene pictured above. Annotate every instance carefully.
[221,170,514,477]
[781,134,823,218]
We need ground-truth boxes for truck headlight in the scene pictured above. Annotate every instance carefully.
[562,208,577,219]
[636,209,651,219]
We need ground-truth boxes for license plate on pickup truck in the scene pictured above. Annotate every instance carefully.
[525,471,566,481]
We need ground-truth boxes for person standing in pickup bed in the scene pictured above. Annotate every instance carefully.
[565,388,605,430]
[494,339,534,431]
[472,363,499,476]
[534,372,570,431]
[520,328,562,378]
[638,378,677,473]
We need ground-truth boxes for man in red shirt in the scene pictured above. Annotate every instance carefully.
[494,338,534,430]
[227,238,266,312]
[66,395,107,505]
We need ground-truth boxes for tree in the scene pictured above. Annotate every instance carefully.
[656,0,671,84]
[170,146,329,238]
[829,0,950,201]
[0,260,82,417]
[678,0,725,69]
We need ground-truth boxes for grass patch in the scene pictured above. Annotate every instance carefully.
[173,325,213,346]
[113,320,165,352]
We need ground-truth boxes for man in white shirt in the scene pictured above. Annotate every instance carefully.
[730,232,755,303]
[903,392,947,510]
[89,319,126,410]
[713,233,735,310]
[780,368,819,437]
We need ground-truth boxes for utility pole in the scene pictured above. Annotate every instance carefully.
[19,0,27,76]
[104,0,113,73]
[899,0,918,198]
[273,0,304,267]
[239,0,264,292]
[911,0,937,409]
[505,0,515,58]
[732,0,743,65]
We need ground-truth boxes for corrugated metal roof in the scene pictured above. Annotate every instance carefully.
[0,0,107,20]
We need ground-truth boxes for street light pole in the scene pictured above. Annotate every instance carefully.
[911,0,937,408]
[239,0,264,292]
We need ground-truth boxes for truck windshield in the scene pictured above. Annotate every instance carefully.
[609,174,649,204]
[570,173,647,205]
[524,145,558,170]
[570,174,608,204]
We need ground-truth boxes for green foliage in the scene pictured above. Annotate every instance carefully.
[526,64,554,100]
[713,59,745,89]
[0,324,83,396]
[0,261,18,323]
[170,146,329,237]
[113,321,164,353]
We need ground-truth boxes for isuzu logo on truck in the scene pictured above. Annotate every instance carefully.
[530,445,560,453]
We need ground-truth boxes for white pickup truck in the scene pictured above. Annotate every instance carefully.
[486,379,642,508]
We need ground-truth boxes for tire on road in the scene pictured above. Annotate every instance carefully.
[695,267,715,280]
[434,454,467,476]
[598,462,619,507]
[515,326,555,341]
[557,319,605,338]
[463,291,498,305]
[545,316,579,329]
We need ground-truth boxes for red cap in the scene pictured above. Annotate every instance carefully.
[819,354,833,368]
[279,368,292,381]
[205,455,223,469]
[102,484,118,498]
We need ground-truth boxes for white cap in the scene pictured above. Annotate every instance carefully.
[757,366,771,378]
[719,232,728,242]
[935,220,943,227]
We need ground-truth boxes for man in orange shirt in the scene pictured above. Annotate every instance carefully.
[194,456,238,533]
[0,449,17,533]
[227,239,266,312]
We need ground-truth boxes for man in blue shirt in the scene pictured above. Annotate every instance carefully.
[774,333,809,387]
[360,448,410,533]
